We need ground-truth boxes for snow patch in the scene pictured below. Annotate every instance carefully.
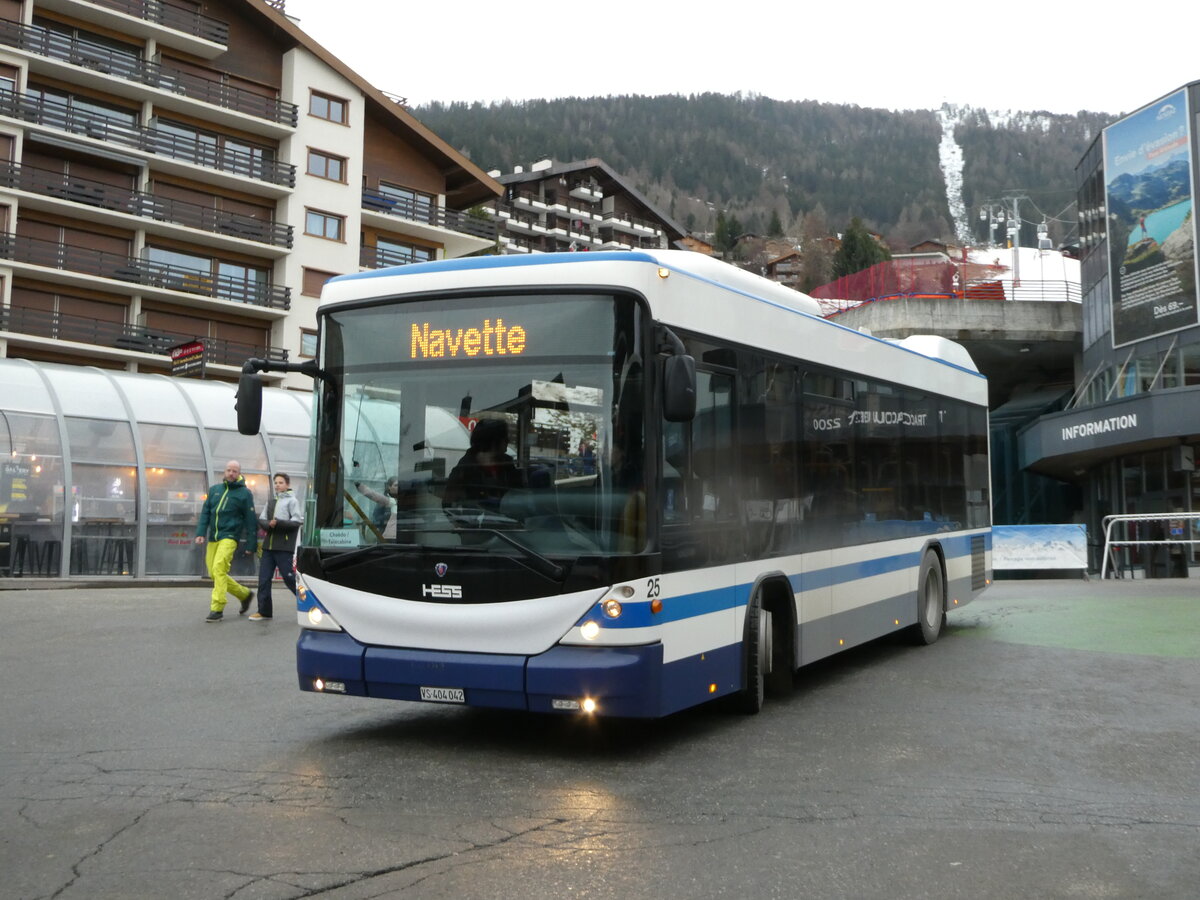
[938,105,973,243]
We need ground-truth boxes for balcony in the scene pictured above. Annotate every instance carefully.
[0,19,297,128]
[502,215,539,236]
[0,161,293,249]
[359,245,436,271]
[361,188,496,258]
[0,88,295,188]
[510,190,550,212]
[569,181,602,203]
[0,304,287,367]
[599,209,662,237]
[0,232,291,311]
[362,189,496,240]
[37,0,230,56]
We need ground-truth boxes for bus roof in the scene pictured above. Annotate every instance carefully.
[327,250,822,311]
[322,251,985,399]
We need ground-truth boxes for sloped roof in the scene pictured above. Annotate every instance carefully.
[247,0,501,208]
[496,158,687,241]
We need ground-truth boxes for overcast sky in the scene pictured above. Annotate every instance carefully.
[281,0,1196,117]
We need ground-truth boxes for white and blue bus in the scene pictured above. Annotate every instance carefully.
[238,250,991,717]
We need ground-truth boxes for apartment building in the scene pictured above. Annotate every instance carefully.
[0,0,501,387]
[489,158,685,254]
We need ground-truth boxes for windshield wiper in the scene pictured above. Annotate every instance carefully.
[454,527,567,581]
[319,532,565,581]
[320,542,413,572]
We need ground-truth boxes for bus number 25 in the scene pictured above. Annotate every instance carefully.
[646,577,660,599]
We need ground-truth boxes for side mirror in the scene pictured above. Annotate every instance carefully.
[236,371,263,435]
[663,354,696,422]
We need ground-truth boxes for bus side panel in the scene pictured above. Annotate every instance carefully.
[658,642,743,716]
[794,549,833,666]
[941,531,992,607]
[297,630,367,695]
[527,644,664,717]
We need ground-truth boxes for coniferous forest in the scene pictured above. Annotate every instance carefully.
[416,94,1114,251]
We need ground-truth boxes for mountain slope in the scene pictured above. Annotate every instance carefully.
[416,94,1113,249]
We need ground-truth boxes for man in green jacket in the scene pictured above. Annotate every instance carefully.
[194,460,258,622]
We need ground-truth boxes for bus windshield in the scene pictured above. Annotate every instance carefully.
[307,292,648,561]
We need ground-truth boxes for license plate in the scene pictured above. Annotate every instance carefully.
[419,686,465,703]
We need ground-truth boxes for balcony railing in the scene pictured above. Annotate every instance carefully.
[86,0,230,46]
[0,232,291,310]
[0,88,295,186]
[569,181,602,202]
[599,209,661,235]
[359,245,435,270]
[362,189,497,240]
[0,19,297,126]
[0,161,293,248]
[0,304,287,365]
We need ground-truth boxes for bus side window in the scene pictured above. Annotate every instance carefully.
[662,418,688,523]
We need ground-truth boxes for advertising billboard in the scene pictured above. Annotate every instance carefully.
[1103,88,1198,347]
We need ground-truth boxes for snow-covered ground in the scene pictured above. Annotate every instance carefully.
[968,246,1081,301]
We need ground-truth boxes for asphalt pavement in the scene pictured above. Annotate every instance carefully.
[1,577,1198,899]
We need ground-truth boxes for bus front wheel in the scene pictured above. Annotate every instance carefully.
[911,550,945,645]
[736,597,771,714]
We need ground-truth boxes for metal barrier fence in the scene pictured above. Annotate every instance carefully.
[1099,512,1200,579]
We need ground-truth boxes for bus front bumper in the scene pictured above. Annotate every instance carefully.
[297,630,665,718]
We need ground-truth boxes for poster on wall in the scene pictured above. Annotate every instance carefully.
[1103,88,1199,348]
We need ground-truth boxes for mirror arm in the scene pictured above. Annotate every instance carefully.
[242,357,333,387]
[656,326,687,357]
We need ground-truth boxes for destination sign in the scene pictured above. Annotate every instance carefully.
[330,293,627,369]
[410,317,526,359]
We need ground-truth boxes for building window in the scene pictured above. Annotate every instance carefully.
[305,209,343,241]
[307,149,346,182]
[302,267,338,298]
[309,91,347,124]
[299,329,318,358]
[28,84,138,127]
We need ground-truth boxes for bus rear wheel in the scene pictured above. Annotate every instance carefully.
[910,550,945,645]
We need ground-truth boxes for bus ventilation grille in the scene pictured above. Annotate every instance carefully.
[971,536,987,590]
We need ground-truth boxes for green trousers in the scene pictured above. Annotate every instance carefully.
[206,538,251,612]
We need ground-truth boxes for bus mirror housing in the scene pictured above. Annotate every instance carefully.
[235,356,330,436]
[236,370,264,435]
[663,354,696,422]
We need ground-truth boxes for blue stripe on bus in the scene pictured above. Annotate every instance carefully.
[583,538,984,630]
[576,584,738,629]
[330,251,660,283]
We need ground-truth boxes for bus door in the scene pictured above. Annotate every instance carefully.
[661,368,739,638]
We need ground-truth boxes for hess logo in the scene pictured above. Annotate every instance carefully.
[422,583,462,598]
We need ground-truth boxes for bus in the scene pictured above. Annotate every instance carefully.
[237,250,991,718]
